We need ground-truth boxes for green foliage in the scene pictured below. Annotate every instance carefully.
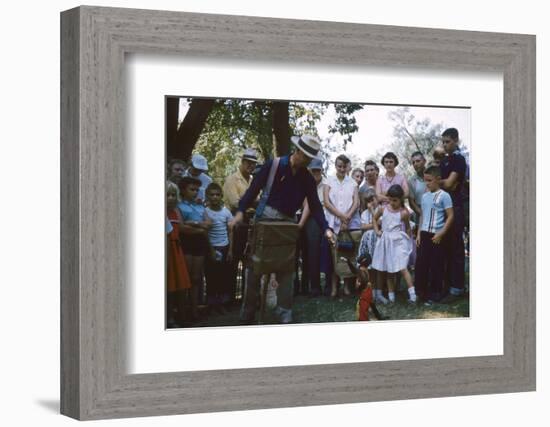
[188,98,364,185]
[382,107,446,178]
[193,99,271,184]
[328,103,363,149]
[289,102,327,136]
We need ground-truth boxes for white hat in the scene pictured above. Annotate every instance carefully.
[191,153,208,171]
[242,148,258,162]
[290,135,321,159]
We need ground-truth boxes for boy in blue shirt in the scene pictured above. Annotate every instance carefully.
[414,165,454,304]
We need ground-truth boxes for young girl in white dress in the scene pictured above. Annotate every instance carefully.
[371,184,417,303]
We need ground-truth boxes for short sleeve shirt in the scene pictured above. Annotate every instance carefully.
[420,190,453,233]
[325,175,361,233]
[177,200,205,222]
[408,174,427,208]
[360,209,373,226]
[223,170,251,211]
[359,182,376,195]
[205,207,233,247]
[440,150,466,207]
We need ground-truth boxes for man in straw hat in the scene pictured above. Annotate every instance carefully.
[231,134,336,324]
[223,148,258,213]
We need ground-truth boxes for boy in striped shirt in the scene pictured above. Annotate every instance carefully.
[414,165,454,304]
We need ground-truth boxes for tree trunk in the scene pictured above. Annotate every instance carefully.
[166,97,179,155]
[169,98,216,161]
[272,101,290,156]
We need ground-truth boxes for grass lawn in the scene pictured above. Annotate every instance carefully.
[189,285,469,328]
[184,258,470,328]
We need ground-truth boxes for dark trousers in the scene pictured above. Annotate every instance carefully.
[447,207,465,293]
[414,231,447,301]
[205,245,231,305]
[301,217,323,295]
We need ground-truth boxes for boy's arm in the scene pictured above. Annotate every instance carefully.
[432,207,454,244]
[200,210,212,229]
[178,206,207,234]
[180,223,206,235]
[441,155,466,192]
[441,171,459,191]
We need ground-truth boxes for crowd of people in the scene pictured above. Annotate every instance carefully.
[166,128,469,327]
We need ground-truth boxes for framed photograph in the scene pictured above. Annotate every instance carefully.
[164,96,472,330]
[61,6,535,420]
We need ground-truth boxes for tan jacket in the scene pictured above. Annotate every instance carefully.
[223,169,251,211]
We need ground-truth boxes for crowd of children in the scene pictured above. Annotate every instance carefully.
[166,127,469,327]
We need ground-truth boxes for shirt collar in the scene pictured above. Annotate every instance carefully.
[238,169,251,183]
[334,174,351,184]
[280,155,291,167]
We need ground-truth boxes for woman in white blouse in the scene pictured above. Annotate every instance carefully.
[323,154,361,297]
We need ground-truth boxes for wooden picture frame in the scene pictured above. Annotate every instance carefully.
[60,6,536,420]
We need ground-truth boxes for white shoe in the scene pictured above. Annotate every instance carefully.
[409,294,417,303]
[375,295,389,305]
[266,284,278,309]
[274,306,292,324]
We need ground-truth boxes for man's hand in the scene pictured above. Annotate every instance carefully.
[416,234,421,247]
[432,232,444,244]
[325,229,336,247]
[229,211,244,228]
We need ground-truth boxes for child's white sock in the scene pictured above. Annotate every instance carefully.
[375,290,389,304]
[388,291,395,302]
[408,286,417,302]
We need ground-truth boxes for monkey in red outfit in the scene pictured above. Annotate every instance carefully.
[345,255,388,321]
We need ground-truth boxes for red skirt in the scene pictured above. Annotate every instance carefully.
[167,212,191,291]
